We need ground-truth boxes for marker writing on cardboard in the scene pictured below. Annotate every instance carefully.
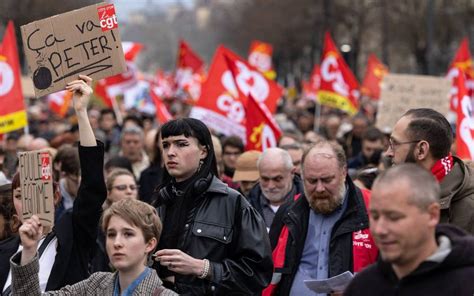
[18,152,54,224]
[26,19,115,90]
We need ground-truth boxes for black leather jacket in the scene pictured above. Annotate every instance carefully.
[156,176,273,295]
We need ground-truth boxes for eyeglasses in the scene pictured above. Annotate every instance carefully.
[388,137,421,150]
[112,184,139,191]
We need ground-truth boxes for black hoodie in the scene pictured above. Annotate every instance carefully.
[344,224,474,296]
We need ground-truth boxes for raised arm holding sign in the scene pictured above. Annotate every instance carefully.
[0,74,107,293]
[21,2,126,97]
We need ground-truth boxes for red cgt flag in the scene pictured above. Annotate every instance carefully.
[455,70,474,160]
[361,54,388,100]
[248,40,276,80]
[318,31,360,115]
[0,21,27,133]
[225,53,281,150]
[190,45,282,140]
[447,37,474,111]
[245,94,282,151]
[223,46,282,113]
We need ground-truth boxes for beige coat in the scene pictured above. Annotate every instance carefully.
[11,254,177,296]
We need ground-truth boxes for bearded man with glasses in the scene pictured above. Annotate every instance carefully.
[386,108,474,234]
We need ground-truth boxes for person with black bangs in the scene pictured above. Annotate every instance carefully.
[152,118,273,295]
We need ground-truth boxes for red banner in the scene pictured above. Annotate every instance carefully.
[245,94,282,151]
[361,54,388,100]
[455,70,474,160]
[175,40,205,101]
[177,40,204,72]
[248,40,276,80]
[0,21,27,133]
[191,45,282,140]
[447,37,474,111]
[318,31,360,115]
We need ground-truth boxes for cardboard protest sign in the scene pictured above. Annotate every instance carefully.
[18,150,54,227]
[376,74,451,132]
[21,2,126,97]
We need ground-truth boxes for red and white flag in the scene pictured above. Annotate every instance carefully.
[248,40,276,80]
[154,70,175,99]
[94,42,143,107]
[0,21,27,133]
[190,45,282,140]
[245,94,282,151]
[122,42,144,62]
[447,38,474,111]
[225,53,281,150]
[455,70,474,160]
[318,31,360,115]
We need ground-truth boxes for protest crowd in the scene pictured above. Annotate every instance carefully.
[1,3,474,295]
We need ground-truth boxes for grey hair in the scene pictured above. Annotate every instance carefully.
[257,147,294,171]
[121,125,144,141]
[373,163,440,210]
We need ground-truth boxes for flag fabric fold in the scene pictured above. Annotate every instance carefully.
[0,21,27,133]
[361,54,388,100]
[455,70,474,160]
[447,37,474,111]
[190,45,282,141]
[248,40,276,80]
[318,31,360,115]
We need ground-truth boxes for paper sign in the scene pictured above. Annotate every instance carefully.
[376,74,451,132]
[21,2,126,97]
[304,271,354,293]
[18,150,54,227]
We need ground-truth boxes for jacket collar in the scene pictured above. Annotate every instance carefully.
[206,176,230,195]
[377,224,474,282]
[439,156,474,209]
[101,270,164,295]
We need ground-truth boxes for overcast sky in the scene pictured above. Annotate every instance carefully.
[112,0,195,18]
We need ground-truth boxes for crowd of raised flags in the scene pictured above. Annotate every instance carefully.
[0,21,473,160]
